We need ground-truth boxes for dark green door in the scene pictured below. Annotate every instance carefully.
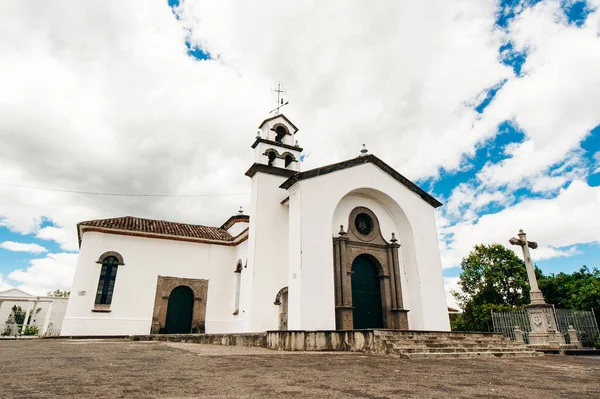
[351,255,383,329]
[164,286,194,334]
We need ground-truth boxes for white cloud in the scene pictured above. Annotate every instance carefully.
[0,274,13,291]
[444,277,461,310]
[7,253,78,295]
[36,226,78,252]
[0,0,512,256]
[0,241,47,254]
[472,1,600,189]
[440,180,600,269]
[0,0,598,291]
[438,2,600,269]
[593,151,600,174]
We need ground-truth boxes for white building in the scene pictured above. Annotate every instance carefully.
[62,114,449,336]
[0,288,69,336]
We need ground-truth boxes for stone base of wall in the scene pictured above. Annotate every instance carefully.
[129,330,540,359]
[131,333,267,347]
[267,330,382,352]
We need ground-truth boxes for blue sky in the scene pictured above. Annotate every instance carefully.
[0,0,599,299]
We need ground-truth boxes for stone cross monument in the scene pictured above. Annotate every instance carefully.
[509,229,565,348]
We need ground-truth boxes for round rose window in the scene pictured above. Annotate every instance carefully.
[354,213,373,236]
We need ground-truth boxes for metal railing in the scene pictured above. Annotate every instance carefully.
[491,309,531,341]
[492,307,599,347]
[1,301,68,337]
[554,308,599,347]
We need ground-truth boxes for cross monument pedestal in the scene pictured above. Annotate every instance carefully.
[509,229,565,348]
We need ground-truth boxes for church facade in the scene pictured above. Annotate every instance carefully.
[61,114,450,336]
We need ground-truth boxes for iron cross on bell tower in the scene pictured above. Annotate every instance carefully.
[269,82,289,115]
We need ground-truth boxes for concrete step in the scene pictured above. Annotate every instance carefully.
[391,346,536,354]
[374,331,539,359]
[384,341,525,349]
[374,332,502,339]
[416,342,523,349]
[402,351,543,359]
[376,334,509,342]
[381,338,515,346]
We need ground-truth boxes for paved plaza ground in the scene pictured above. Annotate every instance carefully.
[1,339,599,398]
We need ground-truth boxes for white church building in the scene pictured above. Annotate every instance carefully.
[61,114,450,336]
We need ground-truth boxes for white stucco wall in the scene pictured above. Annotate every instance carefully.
[244,171,290,332]
[226,221,249,237]
[287,162,450,331]
[62,232,245,336]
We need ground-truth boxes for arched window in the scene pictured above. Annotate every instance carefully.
[275,125,287,143]
[284,154,294,167]
[268,151,276,166]
[95,256,119,305]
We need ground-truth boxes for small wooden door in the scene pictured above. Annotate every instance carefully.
[351,255,383,329]
[164,286,194,334]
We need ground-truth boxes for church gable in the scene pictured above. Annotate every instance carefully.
[279,154,442,208]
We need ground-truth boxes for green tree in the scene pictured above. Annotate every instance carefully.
[539,266,600,325]
[47,289,70,298]
[452,244,531,332]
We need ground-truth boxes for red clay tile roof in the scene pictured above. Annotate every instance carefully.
[78,216,234,244]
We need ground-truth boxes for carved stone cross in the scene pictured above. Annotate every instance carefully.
[509,229,546,305]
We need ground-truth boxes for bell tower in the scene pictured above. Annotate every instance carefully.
[243,113,302,332]
[251,114,302,172]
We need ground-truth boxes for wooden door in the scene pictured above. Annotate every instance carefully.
[351,255,383,329]
[164,286,194,334]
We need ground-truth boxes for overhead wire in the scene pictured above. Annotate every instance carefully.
[0,182,250,197]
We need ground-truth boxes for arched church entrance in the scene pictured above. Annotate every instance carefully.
[351,255,383,329]
[332,206,409,330]
[164,285,194,334]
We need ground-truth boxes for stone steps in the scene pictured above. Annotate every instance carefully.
[374,331,540,359]
[390,345,538,354]
[383,338,514,345]
[376,334,511,341]
[375,332,497,338]
[405,351,543,359]
[385,342,522,350]
[386,343,526,351]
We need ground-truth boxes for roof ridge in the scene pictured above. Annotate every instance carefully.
[79,215,226,230]
[279,154,442,208]
[77,215,237,247]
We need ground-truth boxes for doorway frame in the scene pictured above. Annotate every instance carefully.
[332,206,409,330]
[151,276,208,334]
